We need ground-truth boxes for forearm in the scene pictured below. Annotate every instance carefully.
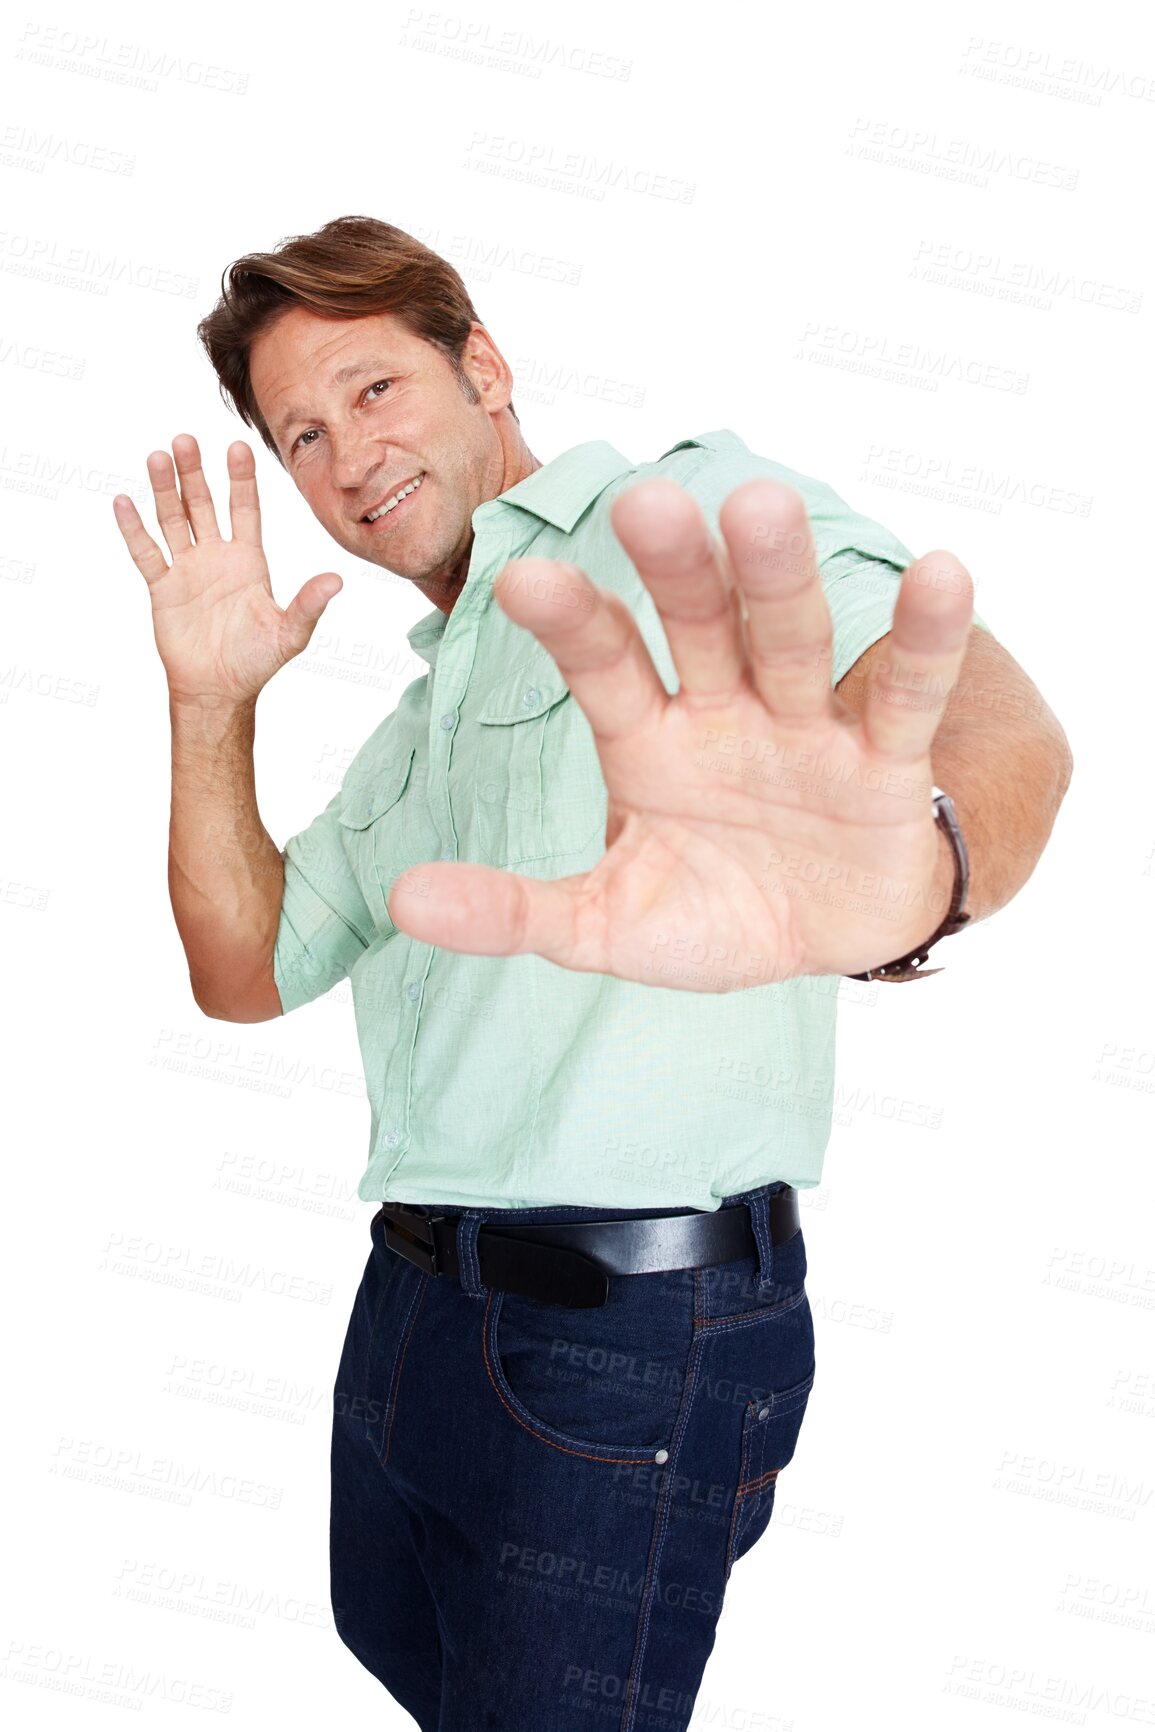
[928,697,1072,924]
[838,627,1075,932]
[168,696,285,1019]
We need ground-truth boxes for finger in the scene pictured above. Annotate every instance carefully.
[493,556,669,747]
[281,572,343,658]
[112,493,170,588]
[147,448,193,559]
[717,477,836,725]
[857,550,975,761]
[385,860,587,965]
[171,433,222,542]
[608,478,745,698]
[226,440,263,547]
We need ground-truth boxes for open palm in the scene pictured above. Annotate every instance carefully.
[386,475,974,991]
[114,436,342,707]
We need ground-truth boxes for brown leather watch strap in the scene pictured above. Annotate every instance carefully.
[846,789,972,982]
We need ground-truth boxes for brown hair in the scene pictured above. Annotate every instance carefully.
[196,214,517,465]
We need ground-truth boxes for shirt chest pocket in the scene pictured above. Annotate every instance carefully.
[337,743,417,924]
[473,659,606,869]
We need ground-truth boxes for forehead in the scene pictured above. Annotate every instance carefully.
[249,307,429,433]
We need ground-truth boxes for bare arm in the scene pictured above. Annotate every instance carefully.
[168,695,284,1021]
[836,624,1075,925]
[115,435,343,1021]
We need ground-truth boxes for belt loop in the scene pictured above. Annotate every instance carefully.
[455,1212,487,1300]
[745,1186,776,1292]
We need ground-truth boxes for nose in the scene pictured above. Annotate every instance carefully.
[327,423,388,495]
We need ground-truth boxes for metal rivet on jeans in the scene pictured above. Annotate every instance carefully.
[654,1448,669,1464]
[757,1406,770,1422]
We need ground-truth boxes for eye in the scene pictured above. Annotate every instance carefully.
[290,380,392,455]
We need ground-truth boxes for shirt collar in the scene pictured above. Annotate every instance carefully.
[406,607,445,666]
[472,438,635,534]
[405,439,636,666]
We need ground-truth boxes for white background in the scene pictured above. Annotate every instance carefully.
[2,0,1152,1726]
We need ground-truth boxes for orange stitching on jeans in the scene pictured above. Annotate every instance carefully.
[695,1295,805,1328]
[619,1269,705,1732]
[379,1276,428,1467]
[480,1288,653,1466]
[736,1466,781,1497]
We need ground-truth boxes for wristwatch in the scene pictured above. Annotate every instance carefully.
[846,788,972,982]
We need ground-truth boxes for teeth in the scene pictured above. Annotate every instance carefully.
[365,473,424,522]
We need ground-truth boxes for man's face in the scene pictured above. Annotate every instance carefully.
[248,306,508,586]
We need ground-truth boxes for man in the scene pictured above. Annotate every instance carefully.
[114,216,1072,1730]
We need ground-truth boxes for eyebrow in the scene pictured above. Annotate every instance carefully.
[272,359,394,447]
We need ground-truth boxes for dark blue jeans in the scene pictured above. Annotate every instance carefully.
[330,1181,816,1731]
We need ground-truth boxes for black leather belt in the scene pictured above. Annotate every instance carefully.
[375,1189,800,1308]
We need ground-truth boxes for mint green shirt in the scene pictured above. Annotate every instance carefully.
[273,429,991,1210]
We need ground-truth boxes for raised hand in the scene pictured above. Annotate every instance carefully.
[114,434,342,706]
[386,475,975,990]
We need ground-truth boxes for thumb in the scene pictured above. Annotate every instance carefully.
[281,571,343,659]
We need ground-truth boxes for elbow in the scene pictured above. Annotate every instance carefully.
[1048,722,1075,814]
[195,1002,280,1024]
[190,970,284,1023]
[195,999,283,1024]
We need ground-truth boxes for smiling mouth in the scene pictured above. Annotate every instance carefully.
[362,472,425,523]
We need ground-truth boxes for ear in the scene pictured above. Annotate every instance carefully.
[459,322,513,411]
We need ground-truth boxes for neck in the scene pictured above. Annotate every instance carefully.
[421,419,541,617]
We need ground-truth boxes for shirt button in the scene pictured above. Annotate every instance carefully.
[383,1130,401,1150]
[522,686,540,708]
[440,845,455,860]
[406,982,420,1002]
[440,711,456,730]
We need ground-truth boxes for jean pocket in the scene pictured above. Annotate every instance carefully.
[360,1217,429,1461]
[482,1265,697,1461]
[724,1362,815,1577]
[705,1224,808,1327]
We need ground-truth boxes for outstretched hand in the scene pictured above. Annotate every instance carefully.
[387,476,974,991]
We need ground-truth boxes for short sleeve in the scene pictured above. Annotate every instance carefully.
[273,786,375,1015]
[821,546,995,688]
[649,432,994,689]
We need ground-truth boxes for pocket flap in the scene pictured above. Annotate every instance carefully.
[337,743,415,829]
[477,655,570,724]
[758,1365,815,1424]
